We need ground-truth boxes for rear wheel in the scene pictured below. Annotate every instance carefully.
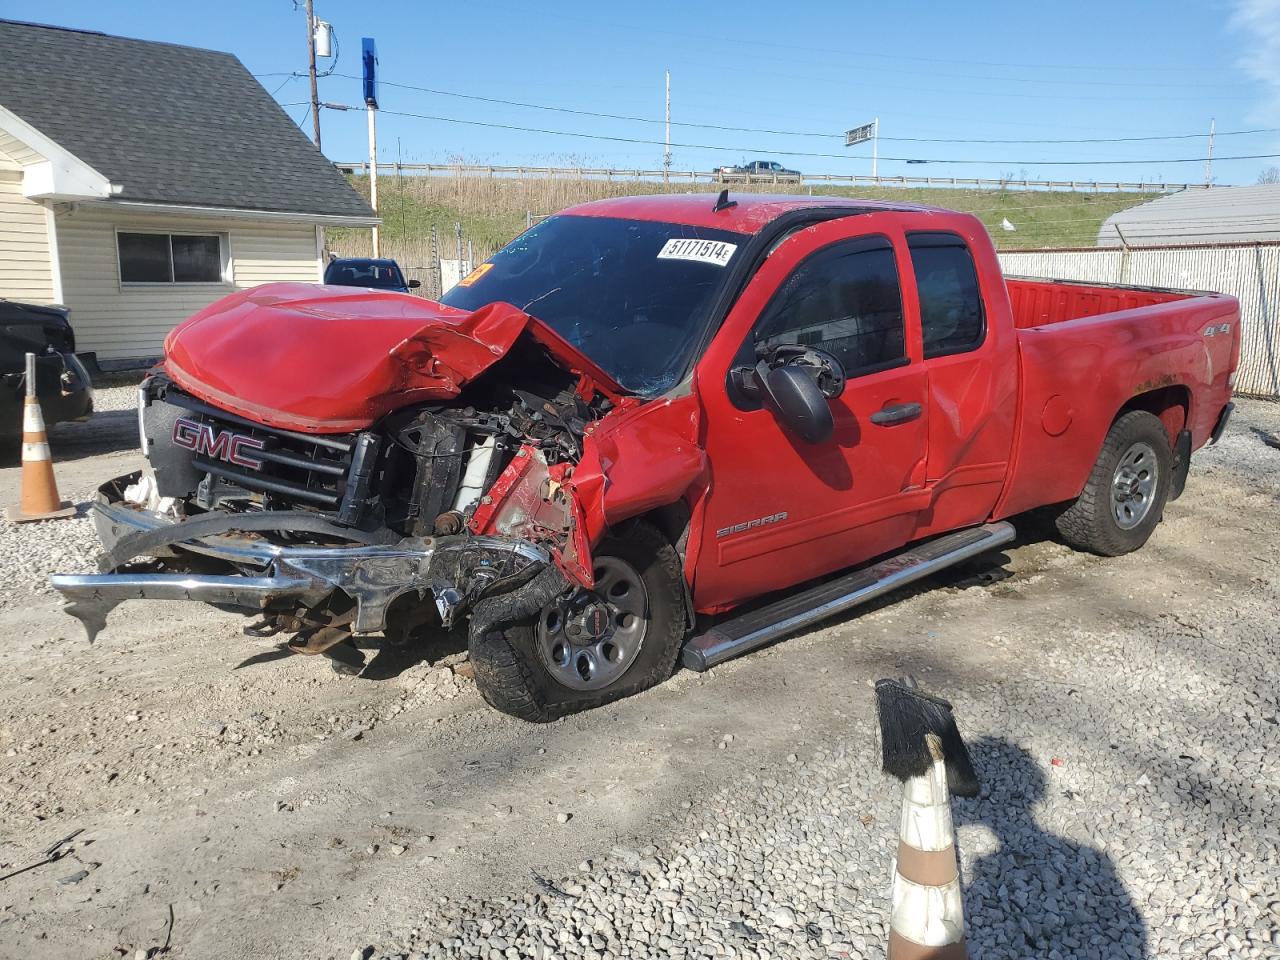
[1055,410,1173,556]
[469,521,687,722]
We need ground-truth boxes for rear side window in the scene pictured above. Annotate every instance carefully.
[756,236,906,375]
[907,232,985,358]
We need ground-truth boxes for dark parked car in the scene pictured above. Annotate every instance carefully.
[1,300,93,435]
[323,257,420,293]
[714,160,802,182]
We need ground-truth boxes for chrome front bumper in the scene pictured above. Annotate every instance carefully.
[50,476,549,641]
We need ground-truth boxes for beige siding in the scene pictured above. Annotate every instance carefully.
[55,206,322,360]
[0,172,55,303]
[230,224,320,286]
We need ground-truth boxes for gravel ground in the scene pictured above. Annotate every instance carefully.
[348,400,1280,960]
[0,383,139,608]
[352,552,1280,959]
[0,396,1276,960]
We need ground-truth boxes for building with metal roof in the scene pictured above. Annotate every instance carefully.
[1098,184,1280,247]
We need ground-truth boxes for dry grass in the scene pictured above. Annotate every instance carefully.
[326,172,1157,281]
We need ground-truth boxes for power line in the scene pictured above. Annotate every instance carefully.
[267,74,298,97]
[373,108,1280,167]
[336,74,1280,145]
[504,8,1229,76]
[883,129,1280,145]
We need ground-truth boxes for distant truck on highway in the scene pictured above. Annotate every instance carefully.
[54,193,1238,722]
[715,160,802,183]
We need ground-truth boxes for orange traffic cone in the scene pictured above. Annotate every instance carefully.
[6,353,74,523]
[876,678,979,960]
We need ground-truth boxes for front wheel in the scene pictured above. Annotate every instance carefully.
[1055,410,1173,556]
[469,521,687,722]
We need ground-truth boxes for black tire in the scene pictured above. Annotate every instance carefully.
[468,521,687,722]
[1055,410,1173,556]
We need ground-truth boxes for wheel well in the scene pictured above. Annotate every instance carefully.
[631,500,692,556]
[622,500,694,631]
[1117,385,1190,444]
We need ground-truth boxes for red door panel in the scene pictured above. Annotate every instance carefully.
[688,215,929,613]
[895,217,1020,538]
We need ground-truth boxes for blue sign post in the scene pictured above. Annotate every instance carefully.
[362,37,378,108]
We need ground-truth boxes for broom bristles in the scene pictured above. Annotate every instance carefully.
[875,678,979,798]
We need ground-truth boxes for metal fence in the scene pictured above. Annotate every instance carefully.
[335,161,1205,194]
[998,242,1280,398]
[327,226,475,300]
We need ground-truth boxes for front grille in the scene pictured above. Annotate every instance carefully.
[162,389,377,524]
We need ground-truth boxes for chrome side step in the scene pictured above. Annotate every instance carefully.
[681,521,1016,672]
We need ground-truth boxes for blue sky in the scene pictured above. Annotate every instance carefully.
[9,0,1280,185]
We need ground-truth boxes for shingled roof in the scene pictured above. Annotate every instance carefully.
[0,19,375,220]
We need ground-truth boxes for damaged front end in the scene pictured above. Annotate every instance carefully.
[51,471,568,664]
[49,284,629,665]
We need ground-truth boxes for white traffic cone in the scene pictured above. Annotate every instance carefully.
[6,352,74,523]
[888,734,968,959]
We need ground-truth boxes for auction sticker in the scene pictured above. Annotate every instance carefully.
[657,238,737,267]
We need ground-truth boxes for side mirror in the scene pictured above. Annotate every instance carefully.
[407,279,422,289]
[753,360,834,444]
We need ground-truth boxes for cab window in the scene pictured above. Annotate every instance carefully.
[907,232,985,358]
[755,235,906,375]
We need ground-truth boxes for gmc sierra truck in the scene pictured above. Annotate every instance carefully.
[52,193,1239,721]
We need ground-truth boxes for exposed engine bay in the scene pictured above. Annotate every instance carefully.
[61,331,621,670]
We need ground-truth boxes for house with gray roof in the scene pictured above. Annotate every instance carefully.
[1098,184,1280,247]
[0,18,378,363]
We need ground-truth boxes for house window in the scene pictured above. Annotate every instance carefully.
[118,232,226,284]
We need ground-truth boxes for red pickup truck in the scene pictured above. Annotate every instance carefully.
[53,194,1239,721]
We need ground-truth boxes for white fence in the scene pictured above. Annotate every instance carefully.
[998,243,1280,399]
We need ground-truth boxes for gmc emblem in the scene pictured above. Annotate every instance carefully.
[172,417,266,470]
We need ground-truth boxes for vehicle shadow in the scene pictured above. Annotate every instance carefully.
[956,736,1148,959]
[232,626,469,680]
[686,508,1066,656]
[355,624,469,680]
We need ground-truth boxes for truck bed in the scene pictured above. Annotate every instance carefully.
[1005,276,1193,330]
[993,276,1239,520]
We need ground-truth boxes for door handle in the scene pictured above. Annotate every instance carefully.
[869,402,923,426]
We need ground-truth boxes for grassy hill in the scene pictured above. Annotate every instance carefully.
[328,173,1156,269]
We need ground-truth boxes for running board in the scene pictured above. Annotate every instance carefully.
[681,522,1016,672]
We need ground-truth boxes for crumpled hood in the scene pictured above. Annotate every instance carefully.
[163,282,623,433]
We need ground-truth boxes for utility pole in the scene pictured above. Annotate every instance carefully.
[663,69,672,184]
[1204,117,1215,186]
[304,0,322,149]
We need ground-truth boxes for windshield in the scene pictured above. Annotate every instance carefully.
[325,260,406,290]
[440,215,746,395]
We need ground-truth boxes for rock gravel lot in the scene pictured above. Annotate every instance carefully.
[0,390,1276,960]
